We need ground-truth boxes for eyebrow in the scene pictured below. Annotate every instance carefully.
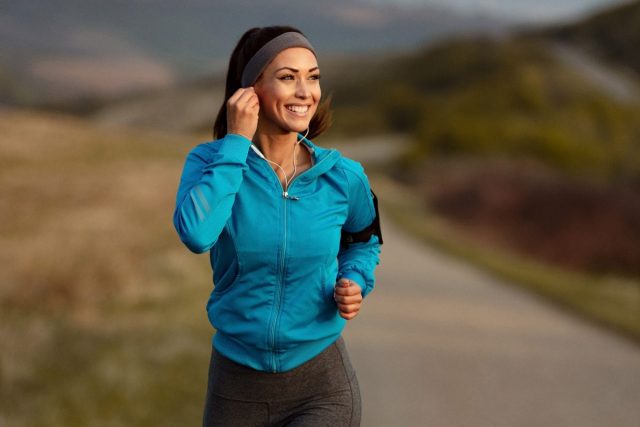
[275,66,319,73]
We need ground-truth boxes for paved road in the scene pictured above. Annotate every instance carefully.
[341,209,640,427]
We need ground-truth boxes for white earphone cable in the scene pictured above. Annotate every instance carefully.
[260,128,309,192]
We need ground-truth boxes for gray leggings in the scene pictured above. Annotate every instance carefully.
[202,336,361,427]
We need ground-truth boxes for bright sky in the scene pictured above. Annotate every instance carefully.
[361,0,629,23]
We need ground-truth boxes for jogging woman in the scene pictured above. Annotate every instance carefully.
[173,25,382,426]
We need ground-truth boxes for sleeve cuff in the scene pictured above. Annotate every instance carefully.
[213,133,253,162]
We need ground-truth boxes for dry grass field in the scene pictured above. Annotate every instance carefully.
[0,109,215,426]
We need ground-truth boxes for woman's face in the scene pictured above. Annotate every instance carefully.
[253,47,321,135]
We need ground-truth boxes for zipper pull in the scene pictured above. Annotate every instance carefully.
[282,191,299,200]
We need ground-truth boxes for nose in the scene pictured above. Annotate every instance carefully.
[295,78,311,99]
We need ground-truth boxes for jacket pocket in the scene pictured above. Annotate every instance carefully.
[212,225,241,295]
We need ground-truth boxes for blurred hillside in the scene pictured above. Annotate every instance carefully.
[537,0,640,74]
[328,0,640,180]
[334,35,640,177]
[0,0,504,107]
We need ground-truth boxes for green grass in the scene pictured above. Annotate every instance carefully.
[370,173,640,344]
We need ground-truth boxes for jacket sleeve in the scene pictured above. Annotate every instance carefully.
[337,162,382,298]
[173,134,252,254]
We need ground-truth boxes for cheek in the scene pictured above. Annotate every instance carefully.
[265,89,289,107]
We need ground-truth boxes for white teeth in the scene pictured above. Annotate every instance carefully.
[286,105,309,113]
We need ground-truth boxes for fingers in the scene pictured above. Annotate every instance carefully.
[337,302,360,320]
[228,86,254,103]
[338,305,360,320]
[334,293,361,304]
[226,87,260,140]
[227,88,259,118]
[337,302,360,313]
[333,278,363,320]
[339,312,358,320]
[241,89,259,108]
[334,281,362,297]
[334,286,361,297]
[336,278,350,286]
[228,87,259,107]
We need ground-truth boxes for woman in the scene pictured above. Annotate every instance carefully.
[173,25,382,426]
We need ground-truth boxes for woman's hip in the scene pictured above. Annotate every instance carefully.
[206,336,357,402]
[202,336,361,426]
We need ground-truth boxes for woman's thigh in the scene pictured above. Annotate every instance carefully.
[203,393,270,427]
[277,373,362,427]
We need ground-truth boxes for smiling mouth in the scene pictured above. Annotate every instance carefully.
[286,105,310,116]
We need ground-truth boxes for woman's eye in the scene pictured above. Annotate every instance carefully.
[278,74,321,81]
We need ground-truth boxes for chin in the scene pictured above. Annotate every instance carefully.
[294,123,310,133]
[283,121,311,134]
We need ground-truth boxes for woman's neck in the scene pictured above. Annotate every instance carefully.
[252,131,299,166]
[252,127,313,190]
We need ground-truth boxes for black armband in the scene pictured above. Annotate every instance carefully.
[340,190,383,249]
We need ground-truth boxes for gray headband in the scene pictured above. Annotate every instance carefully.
[241,32,316,88]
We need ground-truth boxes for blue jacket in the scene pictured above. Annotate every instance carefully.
[173,133,381,372]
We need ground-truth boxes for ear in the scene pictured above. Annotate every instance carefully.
[252,83,264,100]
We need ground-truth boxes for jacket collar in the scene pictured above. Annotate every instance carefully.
[248,133,340,182]
[296,133,341,180]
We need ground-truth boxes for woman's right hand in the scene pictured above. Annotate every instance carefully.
[226,87,260,141]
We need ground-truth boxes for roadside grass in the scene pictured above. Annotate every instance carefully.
[0,109,215,426]
[369,173,640,344]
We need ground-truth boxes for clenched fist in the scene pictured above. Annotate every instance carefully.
[226,87,260,141]
[334,278,363,320]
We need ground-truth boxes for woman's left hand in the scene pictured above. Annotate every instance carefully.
[334,278,363,320]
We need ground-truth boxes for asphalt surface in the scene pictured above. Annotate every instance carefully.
[342,209,640,427]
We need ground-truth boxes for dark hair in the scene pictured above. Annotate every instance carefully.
[212,25,332,140]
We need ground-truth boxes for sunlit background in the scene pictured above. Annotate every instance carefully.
[1,1,639,426]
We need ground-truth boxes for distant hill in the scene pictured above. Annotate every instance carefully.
[327,32,640,181]
[0,0,504,107]
[535,0,640,74]
[317,0,640,181]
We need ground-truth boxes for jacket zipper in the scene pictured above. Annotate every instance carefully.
[271,195,287,372]
[259,162,287,372]
[259,151,333,372]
